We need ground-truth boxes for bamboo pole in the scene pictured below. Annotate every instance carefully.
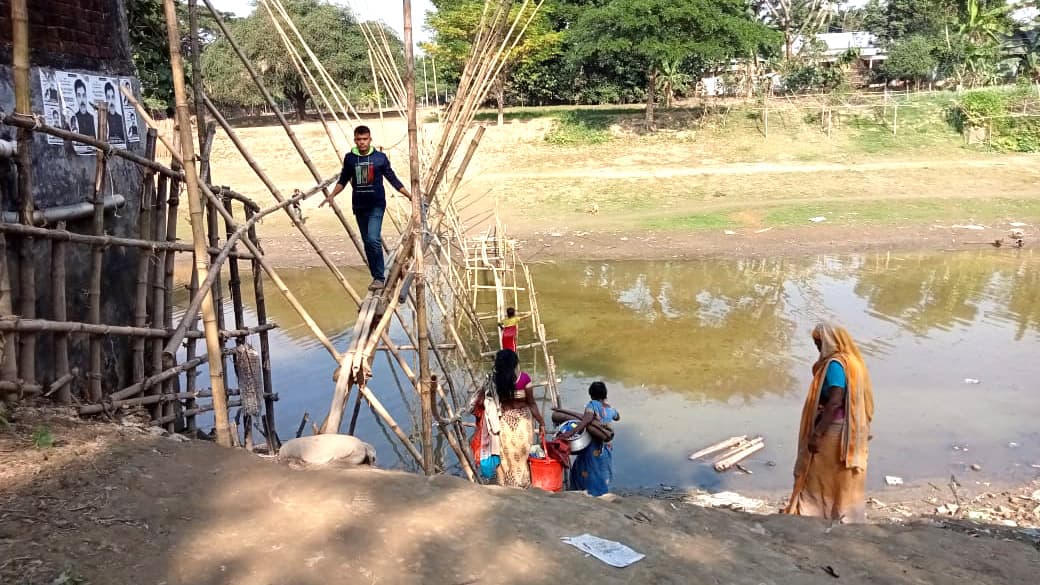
[403,0,434,476]
[714,441,765,472]
[0,234,19,403]
[157,164,177,431]
[688,435,748,461]
[132,131,158,393]
[0,114,180,180]
[0,222,252,258]
[11,0,34,227]
[184,267,199,435]
[163,0,232,446]
[245,205,278,452]
[86,105,109,403]
[81,356,209,413]
[17,232,35,388]
[50,221,71,404]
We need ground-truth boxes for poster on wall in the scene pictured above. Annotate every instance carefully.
[94,75,126,147]
[38,70,66,145]
[119,78,141,143]
[57,71,97,155]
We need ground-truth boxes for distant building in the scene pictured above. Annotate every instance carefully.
[791,32,888,86]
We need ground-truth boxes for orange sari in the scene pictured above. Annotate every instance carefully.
[785,324,874,523]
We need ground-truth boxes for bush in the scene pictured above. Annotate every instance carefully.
[952,88,1040,152]
[883,35,938,85]
[782,63,847,94]
[545,111,612,145]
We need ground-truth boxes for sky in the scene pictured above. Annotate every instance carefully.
[207,0,435,44]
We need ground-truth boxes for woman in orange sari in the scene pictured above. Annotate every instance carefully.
[785,322,874,523]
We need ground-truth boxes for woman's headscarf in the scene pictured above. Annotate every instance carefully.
[795,322,875,470]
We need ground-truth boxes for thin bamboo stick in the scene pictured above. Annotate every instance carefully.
[714,442,765,472]
[688,436,748,461]
[0,317,274,339]
[155,161,175,431]
[17,234,35,387]
[163,0,232,446]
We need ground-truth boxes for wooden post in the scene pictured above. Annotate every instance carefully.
[163,0,232,447]
[184,267,199,435]
[87,105,109,403]
[152,166,174,432]
[893,103,899,136]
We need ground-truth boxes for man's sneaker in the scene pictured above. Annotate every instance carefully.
[368,279,385,291]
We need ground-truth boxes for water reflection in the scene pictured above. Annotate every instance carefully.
[176,250,1040,491]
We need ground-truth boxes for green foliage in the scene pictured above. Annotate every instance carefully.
[884,35,939,84]
[544,111,613,145]
[200,0,397,116]
[952,87,1040,152]
[32,425,55,449]
[782,63,847,93]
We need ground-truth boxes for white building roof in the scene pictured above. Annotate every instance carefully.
[791,32,884,58]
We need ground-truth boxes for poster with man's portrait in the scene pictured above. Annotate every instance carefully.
[58,71,97,155]
[119,78,141,143]
[38,70,65,145]
[94,76,126,147]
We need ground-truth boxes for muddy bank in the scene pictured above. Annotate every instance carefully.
[2,408,1038,585]
[204,222,1033,270]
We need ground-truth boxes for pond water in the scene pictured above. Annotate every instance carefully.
[179,250,1040,493]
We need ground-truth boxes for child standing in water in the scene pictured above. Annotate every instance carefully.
[562,381,620,496]
[497,307,529,352]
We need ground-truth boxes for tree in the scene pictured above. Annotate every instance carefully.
[883,35,939,86]
[126,0,228,112]
[200,0,395,121]
[753,1,836,59]
[423,0,562,124]
[569,0,778,131]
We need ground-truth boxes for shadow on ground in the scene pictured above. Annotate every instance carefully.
[1,409,1038,585]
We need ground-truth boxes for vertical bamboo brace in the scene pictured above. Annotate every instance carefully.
[163,167,184,431]
[0,234,19,403]
[152,167,174,432]
[222,195,250,448]
[163,0,232,446]
[17,233,35,387]
[51,223,70,404]
[245,206,278,452]
[206,192,230,414]
[87,106,109,403]
[184,267,200,435]
[133,131,158,401]
[403,0,434,476]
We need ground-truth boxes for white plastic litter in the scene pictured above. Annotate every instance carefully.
[964,378,981,385]
[560,534,645,568]
[809,216,827,223]
[885,475,904,486]
[952,224,986,231]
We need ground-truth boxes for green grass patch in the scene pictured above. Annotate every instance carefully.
[544,111,613,145]
[763,197,1040,227]
[32,425,55,448]
[643,212,737,231]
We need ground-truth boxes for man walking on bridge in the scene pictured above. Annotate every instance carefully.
[321,125,412,291]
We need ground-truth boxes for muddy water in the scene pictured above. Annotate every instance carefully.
[181,250,1040,493]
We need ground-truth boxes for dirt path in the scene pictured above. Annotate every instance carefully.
[2,410,1038,585]
[479,154,1040,180]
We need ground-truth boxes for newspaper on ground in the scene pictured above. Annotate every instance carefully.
[560,534,645,568]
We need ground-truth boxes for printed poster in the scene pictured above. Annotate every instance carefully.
[93,75,126,147]
[119,78,141,143]
[41,71,142,153]
[38,69,66,145]
[56,71,97,155]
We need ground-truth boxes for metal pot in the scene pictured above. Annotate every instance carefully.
[556,419,592,453]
